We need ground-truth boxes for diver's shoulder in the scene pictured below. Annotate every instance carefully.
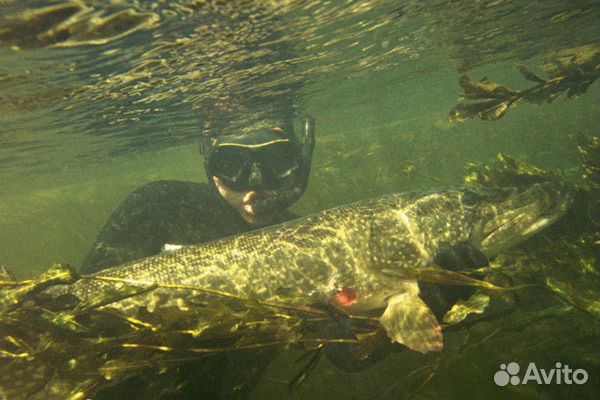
[124,180,212,202]
[132,180,210,195]
[107,180,217,216]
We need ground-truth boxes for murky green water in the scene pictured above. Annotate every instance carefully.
[1,1,599,399]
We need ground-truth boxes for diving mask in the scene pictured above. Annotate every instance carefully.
[202,118,314,193]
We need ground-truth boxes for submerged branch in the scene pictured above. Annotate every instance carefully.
[449,45,600,122]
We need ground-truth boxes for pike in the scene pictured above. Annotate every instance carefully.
[64,180,572,353]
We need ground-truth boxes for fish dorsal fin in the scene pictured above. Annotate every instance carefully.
[379,285,443,353]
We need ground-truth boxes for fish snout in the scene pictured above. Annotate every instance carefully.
[474,181,573,255]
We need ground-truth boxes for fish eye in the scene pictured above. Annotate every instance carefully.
[461,190,480,206]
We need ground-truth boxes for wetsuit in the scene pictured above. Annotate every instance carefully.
[81,180,295,274]
[82,179,296,399]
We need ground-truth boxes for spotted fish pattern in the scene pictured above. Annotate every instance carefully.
[63,181,572,353]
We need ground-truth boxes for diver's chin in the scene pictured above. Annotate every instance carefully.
[213,176,276,226]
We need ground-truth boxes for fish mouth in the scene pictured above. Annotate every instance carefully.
[474,181,573,255]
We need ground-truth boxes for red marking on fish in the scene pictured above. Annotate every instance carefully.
[335,287,359,308]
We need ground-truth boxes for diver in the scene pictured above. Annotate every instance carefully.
[80,114,315,274]
[81,110,314,400]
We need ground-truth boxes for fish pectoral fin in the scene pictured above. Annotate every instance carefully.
[379,293,442,353]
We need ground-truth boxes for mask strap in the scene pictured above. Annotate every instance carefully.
[288,114,315,201]
[299,115,315,162]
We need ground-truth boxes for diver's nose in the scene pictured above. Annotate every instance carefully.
[247,162,265,188]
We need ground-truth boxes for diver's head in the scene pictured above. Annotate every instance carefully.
[201,117,315,225]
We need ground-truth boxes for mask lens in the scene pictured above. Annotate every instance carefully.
[210,146,251,186]
[209,141,299,191]
[256,142,299,180]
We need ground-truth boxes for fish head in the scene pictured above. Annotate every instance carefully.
[372,181,572,354]
[466,180,573,256]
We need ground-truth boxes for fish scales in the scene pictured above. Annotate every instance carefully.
[69,197,402,312]
[59,182,571,349]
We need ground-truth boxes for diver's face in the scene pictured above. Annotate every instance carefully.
[207,139,301,225]
[213,176,279,225]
